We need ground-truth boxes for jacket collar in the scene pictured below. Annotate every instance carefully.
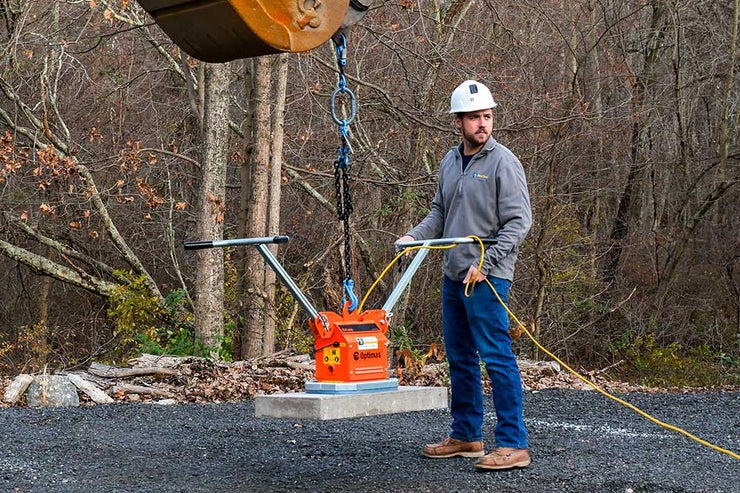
[455,136,498,158]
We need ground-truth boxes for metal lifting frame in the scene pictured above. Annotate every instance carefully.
[183,235,496,320]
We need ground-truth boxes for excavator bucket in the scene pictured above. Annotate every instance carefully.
[137,0,352,62]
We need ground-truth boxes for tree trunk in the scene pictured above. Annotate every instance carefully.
[38,244,52,367]
[564,0,581,98]
[194,62,231,348]
[262,53,289,356]
[233,58,256,361]
[720,0,739,181]
[242,56,272,359]
[532,114,567,358]
[671,5,691,226]
[586,0,604,280]
[603,1,668,284]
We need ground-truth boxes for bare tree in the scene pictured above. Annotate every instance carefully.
[241,56,273,358]
[263,53,290,355]
[194,62,231,348]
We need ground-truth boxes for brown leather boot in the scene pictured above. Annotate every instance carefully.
[474,447,531,470]
[422,437,485,458]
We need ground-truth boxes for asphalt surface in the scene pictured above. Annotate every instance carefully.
[1,389,738,492]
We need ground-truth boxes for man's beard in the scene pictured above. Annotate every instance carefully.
[462,128,490,147]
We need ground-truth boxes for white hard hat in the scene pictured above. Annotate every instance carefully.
[449,80,497,114]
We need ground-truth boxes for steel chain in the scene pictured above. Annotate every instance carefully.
[331,34,358,311]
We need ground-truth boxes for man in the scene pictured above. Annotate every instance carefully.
[396,80,532,470]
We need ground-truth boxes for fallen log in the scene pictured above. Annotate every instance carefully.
[111,384,174,399]
[4,374,34,404]
[286,361,314,371]
[128,354,204,368]
[67,371,113,388]
[88,362,179,379]
[518,359,561,375]
[67,374,114,404]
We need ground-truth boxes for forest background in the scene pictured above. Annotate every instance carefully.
[1,0,738,388]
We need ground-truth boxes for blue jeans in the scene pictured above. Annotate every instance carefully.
[442,275,528,449]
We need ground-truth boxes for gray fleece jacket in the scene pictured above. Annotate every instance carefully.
[406,136,532,282]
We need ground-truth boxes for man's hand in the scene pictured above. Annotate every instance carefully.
[395,235,415,254]
[463,265,486,284]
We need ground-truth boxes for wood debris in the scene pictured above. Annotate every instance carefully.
[111,384,174,399]
[88,362,179,379]
[4,353,732,408]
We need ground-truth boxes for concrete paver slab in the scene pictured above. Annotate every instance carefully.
[254,386,448,420]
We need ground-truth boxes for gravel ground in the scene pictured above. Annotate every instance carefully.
[1,389,738,492]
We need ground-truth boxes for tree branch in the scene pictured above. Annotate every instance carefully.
[0,239,117,296]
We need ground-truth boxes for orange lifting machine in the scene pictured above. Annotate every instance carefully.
[184,236,494,393]
[136,0,373,61]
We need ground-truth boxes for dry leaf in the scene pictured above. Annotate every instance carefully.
[88,127,101,142]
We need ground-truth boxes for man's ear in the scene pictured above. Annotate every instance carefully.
[452,115,462,131]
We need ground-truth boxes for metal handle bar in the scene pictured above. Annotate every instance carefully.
[183,235,289,250]
[395,237,497,249]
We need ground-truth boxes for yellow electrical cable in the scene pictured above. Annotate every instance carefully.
[463,235,486,297]
[463,235,740,461]
[363,235,740,460]
[483,277,740,460]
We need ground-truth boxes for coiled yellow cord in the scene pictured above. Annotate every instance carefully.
[363,235,740,460]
